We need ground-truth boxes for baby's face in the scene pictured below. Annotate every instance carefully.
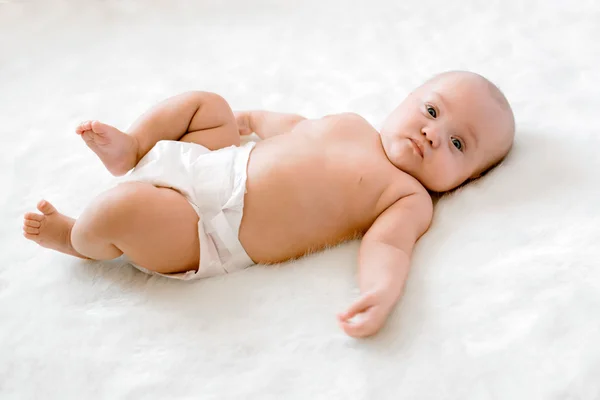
[380,73,514,192]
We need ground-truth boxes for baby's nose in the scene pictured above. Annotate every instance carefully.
[422,127,441,148]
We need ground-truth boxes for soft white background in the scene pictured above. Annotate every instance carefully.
[1,0,599,398]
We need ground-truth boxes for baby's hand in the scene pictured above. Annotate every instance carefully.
[234,111,253,135]
[337,290,395,338]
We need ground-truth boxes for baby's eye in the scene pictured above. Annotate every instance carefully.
[426,105,437,118]
[451,137,463,151]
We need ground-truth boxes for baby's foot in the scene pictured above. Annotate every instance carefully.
[23,200,86,259]
[76,120,139,176]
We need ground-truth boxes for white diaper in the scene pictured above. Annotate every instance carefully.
[122,140,256,280]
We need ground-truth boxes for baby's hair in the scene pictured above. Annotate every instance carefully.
[426,70,515,141]
[474,76,515,176]
[426,70,511,109]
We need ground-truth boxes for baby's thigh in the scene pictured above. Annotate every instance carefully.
[179,122,240,150]
[108,183,200,274]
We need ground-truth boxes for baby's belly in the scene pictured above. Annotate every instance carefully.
[237,142,380,264]
[239,199,364,264]
[239,200,363,264]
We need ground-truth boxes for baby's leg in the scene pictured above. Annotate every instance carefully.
[23,183,200,274]
[77,91,240,176]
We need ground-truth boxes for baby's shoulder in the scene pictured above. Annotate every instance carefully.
[322,112,367,122]
[321,112,372,128]
[310,113,378,141]
[290,112,376,140]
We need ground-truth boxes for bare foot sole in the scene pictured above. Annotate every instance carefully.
[76,120,139,176]
[23,200,87,259]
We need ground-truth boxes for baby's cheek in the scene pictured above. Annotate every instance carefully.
[390,140,406,161]
[382,139,403,166]
[426,158,458,190]
[395,139,421,165]
[383,136,421,173]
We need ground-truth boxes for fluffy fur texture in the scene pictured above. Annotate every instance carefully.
[1,0,599,398]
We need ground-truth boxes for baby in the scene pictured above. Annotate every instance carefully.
[22,71,515,338]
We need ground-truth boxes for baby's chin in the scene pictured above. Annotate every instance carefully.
[381,136,420,171]
[395,158,461,192]
[381,136,466,192]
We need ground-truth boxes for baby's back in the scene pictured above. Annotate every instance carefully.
[239,114,421,264]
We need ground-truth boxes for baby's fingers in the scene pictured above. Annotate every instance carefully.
[339,317,377,338]
[338,292,377,321]
[234,111,253,135]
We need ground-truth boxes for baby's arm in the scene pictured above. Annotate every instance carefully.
[234,111,306,139]
[338,192,433,338]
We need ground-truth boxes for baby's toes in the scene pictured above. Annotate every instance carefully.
[82,129,109,146]
[23,214,43,235]
[76,120,93,135]
[81,130,94,143]
[24,219,41,229]
[23,231,38,241]
[24,212,43,222]
[37,200,57,215]
[81,130,104,146]
[22,224,40,235]
[90,120,111,134]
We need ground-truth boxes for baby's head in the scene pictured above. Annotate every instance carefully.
[380,71,515,193]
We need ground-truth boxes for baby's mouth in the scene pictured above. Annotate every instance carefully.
[409,138,424,158]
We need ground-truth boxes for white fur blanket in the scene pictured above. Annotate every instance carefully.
[2,0,599,398]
